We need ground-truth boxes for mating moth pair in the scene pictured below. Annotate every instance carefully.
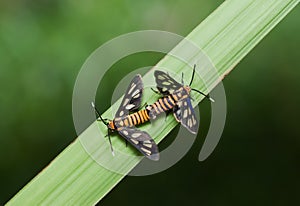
[92,66,213,160]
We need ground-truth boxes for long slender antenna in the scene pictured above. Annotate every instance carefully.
[91,102,108,125]
[191,88,215,102]
[189,64,196,86]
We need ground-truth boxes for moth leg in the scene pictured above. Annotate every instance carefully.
[140,102,148,108]
[164,109,172,121]
[181,72,184,84]
[107,129,115,156]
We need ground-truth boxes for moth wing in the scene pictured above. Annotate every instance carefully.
[173,98,199,134]
[118,127,159,161]
[116,74,143,118]
[154,70,182,95]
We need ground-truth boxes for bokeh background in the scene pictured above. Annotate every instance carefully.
[0,0,299,205]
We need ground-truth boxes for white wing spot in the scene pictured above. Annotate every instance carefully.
[126,104,135,110]
[122,130,129,136]
[131,139,139,144]
[158,75,164,80]
[184,101,187,106]
[133,93,140,99]
[141,147,151,154]
[123,98,130,106]
[128,83,136,94]
[192,116,196,125]
[183,109,188,118]
[162,81,171,85]
[143,143,152,148]
[131,89,140,97]
[187,119,192,127]
[119,111,124,116]
[132,133,142,138]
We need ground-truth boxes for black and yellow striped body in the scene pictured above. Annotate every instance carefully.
[147,86,190,119]
[113,109,150,129]
[109,86,191,130]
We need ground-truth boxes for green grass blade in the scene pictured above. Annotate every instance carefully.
[6,0,299,205]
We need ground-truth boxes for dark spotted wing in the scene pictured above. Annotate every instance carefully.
[115,74,143,118]
[154,70,182,95]
[118,127,159,161]
[173,98,198,134]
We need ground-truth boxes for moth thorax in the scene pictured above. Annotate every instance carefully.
[146,105,152,111]
[184,86,191,94]
[108,121,115,130]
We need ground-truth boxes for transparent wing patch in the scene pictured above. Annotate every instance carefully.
[173,98,198,134]
[118,127,159,161]
[116,74,143,118]
[154,70,182,95]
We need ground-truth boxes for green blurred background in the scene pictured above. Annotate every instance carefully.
[0,0,299,205]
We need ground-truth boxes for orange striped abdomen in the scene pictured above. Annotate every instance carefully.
[114,109,150,129]
[147,95,177,120]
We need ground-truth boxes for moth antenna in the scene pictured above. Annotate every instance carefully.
[191,89,215,102]
[91,102,109,125]
[189,64,196,86]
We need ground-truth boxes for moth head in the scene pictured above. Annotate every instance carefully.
[91,102,115,127]
[107,121,115,130]
[184,85,191,94]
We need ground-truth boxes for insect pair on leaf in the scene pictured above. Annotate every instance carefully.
[92,65,214,161]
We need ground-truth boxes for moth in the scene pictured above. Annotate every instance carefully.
[147,65,214,134]
[92,74,159,161]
